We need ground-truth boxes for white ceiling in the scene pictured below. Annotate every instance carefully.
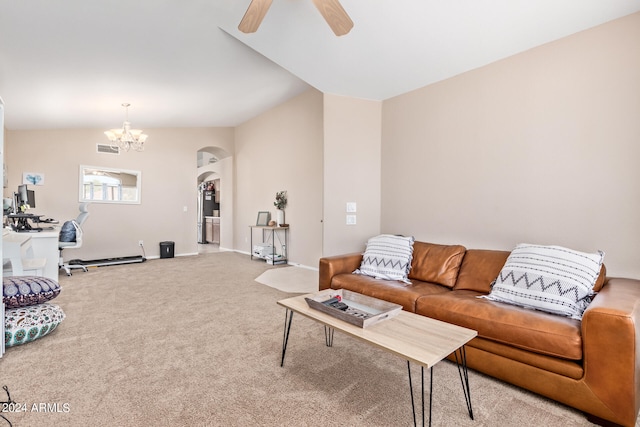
[1,0,639,131]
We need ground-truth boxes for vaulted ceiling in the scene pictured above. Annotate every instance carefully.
[1,0,638,130]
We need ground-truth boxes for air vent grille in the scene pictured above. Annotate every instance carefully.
[97,144,119,155]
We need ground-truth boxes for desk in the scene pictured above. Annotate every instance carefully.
[3,228,59,281]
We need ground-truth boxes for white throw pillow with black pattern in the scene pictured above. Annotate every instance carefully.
[354,234,415,283]
[483,243,604,320]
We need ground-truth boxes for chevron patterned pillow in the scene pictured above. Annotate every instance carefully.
[484,243,605,320]
[354,234,415,283]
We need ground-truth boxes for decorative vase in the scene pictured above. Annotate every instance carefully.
[276,209,285,226]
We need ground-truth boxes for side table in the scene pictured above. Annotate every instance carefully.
[249,225,289,265]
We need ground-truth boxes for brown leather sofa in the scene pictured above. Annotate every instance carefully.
[319,241,640,427]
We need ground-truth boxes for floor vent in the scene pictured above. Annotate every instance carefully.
[97,144,119,154]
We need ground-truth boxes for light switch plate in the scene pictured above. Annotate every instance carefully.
[346,202,357,213]
[346,214,357,225]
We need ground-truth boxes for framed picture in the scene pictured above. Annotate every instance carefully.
[256,211,271,226]
[23,172,45,186]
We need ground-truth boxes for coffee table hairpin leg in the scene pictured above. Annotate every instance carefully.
[281,310,336,368]
[454,346,474,420]
[281,309,294,367]
[279,306,473,426]
[407,362,430,427]
[407,346,474,427]
[324,326,334,347]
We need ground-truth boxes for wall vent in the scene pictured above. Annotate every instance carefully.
[97,144,119,155]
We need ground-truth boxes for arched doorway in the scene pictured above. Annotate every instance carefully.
[197,146,232,253]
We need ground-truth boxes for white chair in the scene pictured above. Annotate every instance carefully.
[59,203,90,276]
[3,234,47,277]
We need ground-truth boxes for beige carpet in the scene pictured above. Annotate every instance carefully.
[255,265,319,294]
[0,252,631,426]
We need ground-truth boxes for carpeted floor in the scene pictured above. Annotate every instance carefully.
[0,252,630,426]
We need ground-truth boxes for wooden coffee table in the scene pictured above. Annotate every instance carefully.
[278,290,478,427]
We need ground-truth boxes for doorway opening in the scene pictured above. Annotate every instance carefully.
[197,147,231,254]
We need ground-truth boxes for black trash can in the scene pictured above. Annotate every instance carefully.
[159,241,175,259]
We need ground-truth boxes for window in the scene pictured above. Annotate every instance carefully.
[79,165,141,204]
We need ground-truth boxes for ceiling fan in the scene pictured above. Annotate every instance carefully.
[238,0,354,36]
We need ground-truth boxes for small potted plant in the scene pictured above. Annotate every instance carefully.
[274,191,288,226]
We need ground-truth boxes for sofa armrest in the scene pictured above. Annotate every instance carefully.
[318,253,363,291]
[581,277,640,426]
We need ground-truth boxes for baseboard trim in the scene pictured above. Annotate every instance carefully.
[146,252,199,260]
[231,249,317,271]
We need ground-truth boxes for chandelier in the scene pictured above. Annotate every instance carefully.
[104,103,148,152]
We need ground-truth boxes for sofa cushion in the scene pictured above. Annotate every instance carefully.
[416,290,583,360]
[331,273,448,312]
[484,244,605,320]
[3,276,61,308]
[454,249,510,293]
[408,242,466,288]
[466,336,584,379]
[354,234,415,283]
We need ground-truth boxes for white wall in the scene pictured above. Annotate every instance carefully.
[4,127,234,260]
[381,13,640,278]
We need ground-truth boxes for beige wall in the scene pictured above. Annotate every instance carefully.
[381,13,640,278]
[322,94,382,256]
[4,13,639,276]
[232,91,383,265]
[5,127,234,260]
[234,89,324,268]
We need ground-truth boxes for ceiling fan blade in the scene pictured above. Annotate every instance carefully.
[238,0,273,33]
[311,0,354,36]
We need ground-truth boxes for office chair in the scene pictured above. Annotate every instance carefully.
[59,203,90,276]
